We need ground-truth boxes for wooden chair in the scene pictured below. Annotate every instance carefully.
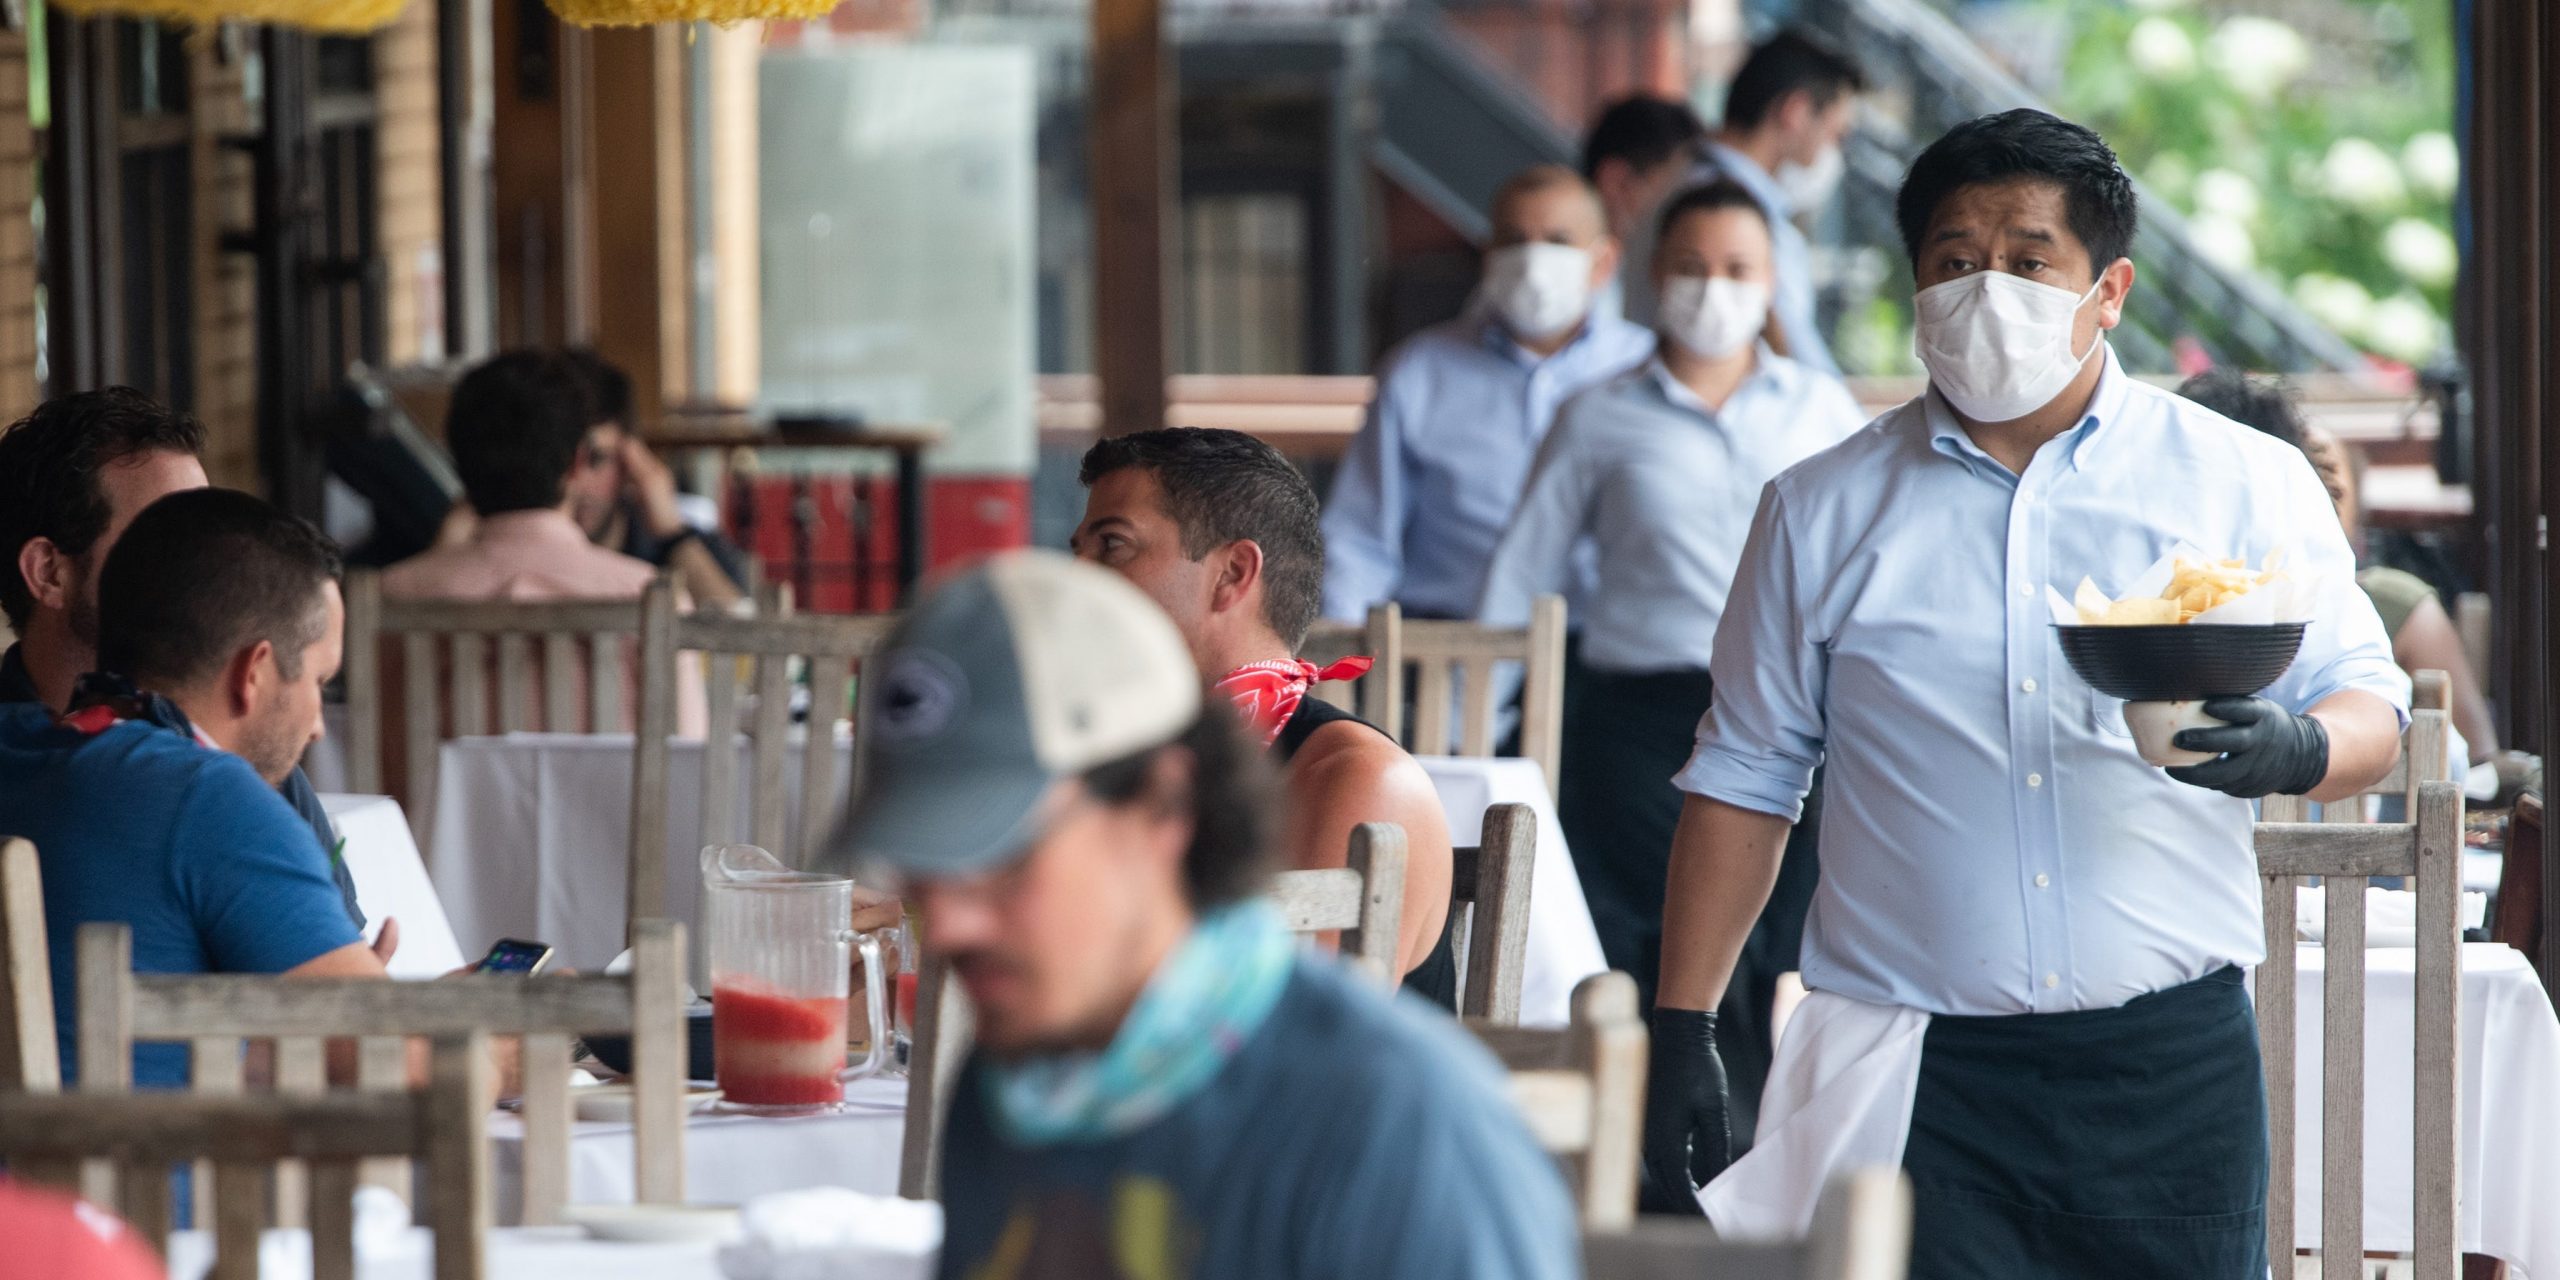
[342,570,655,842]
[1,837,57,1093]
[2492,792,2542,987]
[0,1036,490,1280]
[1450,803,1536,1024]
[1470,971,1646,1230]
[75,918,689,1230]
[1300,604,1400,719]
[1364,597,1568,799]
[2255,778,2463,1280]
[895,827,1411,1201]
[1581,1168,1914,1280]
[629,578,898,931]
[2260,671,2453,826]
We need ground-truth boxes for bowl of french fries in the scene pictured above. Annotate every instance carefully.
[2050,552,2312,766]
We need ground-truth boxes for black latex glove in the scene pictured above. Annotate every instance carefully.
[2165,696,2331,799]
[1639,1007,1731,1216]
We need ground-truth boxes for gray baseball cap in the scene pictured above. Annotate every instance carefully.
[824,549,1202,879]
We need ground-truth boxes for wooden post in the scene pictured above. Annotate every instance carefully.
[1090,0,1172,436]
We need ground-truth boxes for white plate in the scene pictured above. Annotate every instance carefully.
[559,1203,741,1244]
[573,1084,723,1124]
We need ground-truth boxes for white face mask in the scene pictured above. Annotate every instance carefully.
[1481,243,1596,341]
[1774,145,1844,213]
[1657,275,1770,359]
[1914,270,2104,423]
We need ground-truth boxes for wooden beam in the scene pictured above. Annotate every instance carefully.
[587,25,689,423]
[1089,0,1172,436]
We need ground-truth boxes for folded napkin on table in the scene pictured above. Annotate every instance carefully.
[716,1188,941,1280]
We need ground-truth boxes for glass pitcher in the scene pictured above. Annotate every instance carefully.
[701,844,889,1114]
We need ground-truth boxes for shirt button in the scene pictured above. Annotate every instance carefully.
[2021,678,2039,693]
[2044,973,2060,990]
[2026,772,2044,788]
[2035,873,2051,888]
[2018,583,2036,598]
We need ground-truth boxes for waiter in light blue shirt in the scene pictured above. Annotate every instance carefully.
[1620,30,1866,376]
[1321,166,1653,623]
[1643,110,2409,1278]
[1480,180,1861,1073]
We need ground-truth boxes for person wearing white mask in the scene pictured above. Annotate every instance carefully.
[1322,165,1651,624]
[1622,29,1865,375]
[1641,110,2408,1277]
[1478,182,1860,1099]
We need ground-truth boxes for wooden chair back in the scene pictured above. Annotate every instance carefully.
[1268,822,1409,982]
[2254,778,2462,1280]
[1300,605,1400,718]
[75,918,689,1231]
[896,829,1411,1201]
[630,579,898,930]
[1450,803,1536,1024]
[343,570,654,841]
[1581,1168,1914,1280]
[2492,792,2543,984]
[1366,597,1567,798]
[1469,971,1645,1230]
[2260,671,2452,825]
[1,837,57,1093]
[0,1036,490,1280]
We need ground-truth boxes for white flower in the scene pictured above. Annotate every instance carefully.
[2402,131,2460,202]
[2207,16,2311,102]
[2320,137,2407,212]
[2192,168,2261,225]
[2382,218,2459,289]
[2363,293,2443,364]
[2129,18,2197,80]
[2187,213,2256,271]
[2293,272,2375,336]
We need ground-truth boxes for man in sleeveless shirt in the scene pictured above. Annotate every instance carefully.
[1073,428,1459,1006]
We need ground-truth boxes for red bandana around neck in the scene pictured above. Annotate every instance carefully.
[1217,656,1374,748]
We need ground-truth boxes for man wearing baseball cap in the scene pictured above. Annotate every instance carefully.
[830,550,1575,1280]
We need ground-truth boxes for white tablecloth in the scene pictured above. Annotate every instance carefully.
[323,793,468,978]
[490,1075,907,1223]
[2293,943,2560,1275]
[431,735,1607,1023]
[1415,756,1607,1026]
[168,1226,723,1280]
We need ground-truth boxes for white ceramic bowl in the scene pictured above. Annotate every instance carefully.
[2121,699,2224,768]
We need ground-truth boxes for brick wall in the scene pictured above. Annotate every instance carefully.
[377,0,442,364]
[0,31,35,417]
[191,32,261,494]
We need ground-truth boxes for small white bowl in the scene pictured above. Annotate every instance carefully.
[573,1083,723,1124]
[2121,699,2224,768]
[560,1202,741,1244]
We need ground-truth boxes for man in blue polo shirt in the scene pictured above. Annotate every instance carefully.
[0,489,387,1088]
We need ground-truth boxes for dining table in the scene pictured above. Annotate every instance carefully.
[426,731,1607,1025]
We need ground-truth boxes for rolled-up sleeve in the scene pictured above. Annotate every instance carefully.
[1322,383,1410,623]
[2261,453,2412,724]
[1674,483,1827,819]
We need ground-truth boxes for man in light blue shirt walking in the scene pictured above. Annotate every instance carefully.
[1321,166,1652,623]
[1621,30,1866,374]
[1644,110,2408,1278]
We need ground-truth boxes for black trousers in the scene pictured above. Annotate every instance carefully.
[1555,659,1821,1151]
[1902,967,2269,1280]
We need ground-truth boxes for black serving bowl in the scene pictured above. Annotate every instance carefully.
[583,1005,717,1081]
[2054,622,2308,702]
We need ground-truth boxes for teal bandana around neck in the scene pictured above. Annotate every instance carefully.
[983,901,1297,1146]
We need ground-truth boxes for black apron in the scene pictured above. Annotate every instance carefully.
[1274,696,1459,1011]
[1556,658,1819,1149]
[1902,966,2269,1280]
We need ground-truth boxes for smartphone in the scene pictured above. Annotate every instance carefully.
[472,938,556,976]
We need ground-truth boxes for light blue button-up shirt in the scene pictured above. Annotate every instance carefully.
[1480,349,1865,672]
[1322,313,1655,622]
[1675,347,2409,1017]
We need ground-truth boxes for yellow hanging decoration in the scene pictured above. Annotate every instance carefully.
[544,0,830,26]
[47,0,405,32]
